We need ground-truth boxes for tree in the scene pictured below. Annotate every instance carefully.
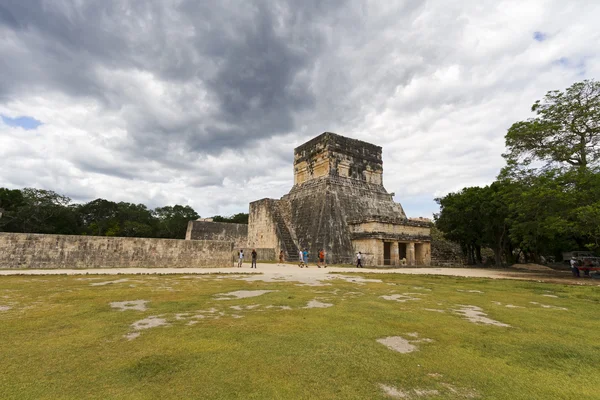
[212,213,249,224]
[154,205,199,239]
[113,202,156,237]
[0,188,25,232]
[76,199,119,236]
[504,80,600,172]
[435,187,488,265]
[479,182,511,266]
[13,188,78,234]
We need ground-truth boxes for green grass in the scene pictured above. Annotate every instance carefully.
[0,273,598,399]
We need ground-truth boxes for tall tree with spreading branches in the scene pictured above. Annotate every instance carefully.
[504,80,600,172]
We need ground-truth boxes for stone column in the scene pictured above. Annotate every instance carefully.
[390,241,399,266]
[422,242,431,266]
[407,242,415,266]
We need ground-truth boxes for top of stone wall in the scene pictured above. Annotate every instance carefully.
[346,216,432,228]
[294,132,382,165]
[185,220,248,244]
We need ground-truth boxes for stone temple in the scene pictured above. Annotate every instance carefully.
[246,132,431,266]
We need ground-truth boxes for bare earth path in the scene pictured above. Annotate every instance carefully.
[1,263,597,285]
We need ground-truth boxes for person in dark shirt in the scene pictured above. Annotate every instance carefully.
[251,249,258,269]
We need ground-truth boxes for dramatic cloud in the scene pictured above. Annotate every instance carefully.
[1,0,599,217]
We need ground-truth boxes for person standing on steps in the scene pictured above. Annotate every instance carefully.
[238,249,244,268]
[356,251,363,268]
[251,249,258,269]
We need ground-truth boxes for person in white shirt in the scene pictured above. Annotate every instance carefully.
[570,257,580,277]
[298,249,305,268]
[356,252,363,268]
[238,249,244,268]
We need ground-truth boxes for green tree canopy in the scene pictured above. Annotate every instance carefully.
[212,213,249,224]
[504,80,600,172]
[154,205,199,239]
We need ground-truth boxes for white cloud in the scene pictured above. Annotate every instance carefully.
[1,0,599,218]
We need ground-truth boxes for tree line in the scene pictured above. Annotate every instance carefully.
[0,189,249,239]
[435,80,600,265]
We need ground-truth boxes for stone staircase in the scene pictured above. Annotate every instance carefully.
[272,201,299,261]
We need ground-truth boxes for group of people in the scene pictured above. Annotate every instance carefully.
[237,249,258,268]
[570,256,598,277]
[237,248,365,268]
[295,248,327,268]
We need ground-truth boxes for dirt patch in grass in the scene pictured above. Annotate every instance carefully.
[424,308,445,313]
[379,384,439,399]
[265,305,292,310]
[214,290,277,299]
[0,305,11,311]
[381,294,420,302]
[124,332,140,340]
[110,300,148,311]
[123,316,169,340]
[379,382,478,399]
[455,305,511,327]
[131,316,169,331]
[331,275,382,284]
[304,300,333,309]
[91,279,131,286]
[379,384,409,398]
[530,302,568,310]
[491,301,523,309]
[377,336,417,354]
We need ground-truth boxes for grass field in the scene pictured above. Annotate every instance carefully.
[1,272,598,399]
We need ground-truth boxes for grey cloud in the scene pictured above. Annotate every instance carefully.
[73,159,138,181]
[0,0,346,161]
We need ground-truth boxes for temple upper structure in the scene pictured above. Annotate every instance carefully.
[247,132,431,266]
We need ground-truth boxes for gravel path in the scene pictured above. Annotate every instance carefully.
[0,263,590,285]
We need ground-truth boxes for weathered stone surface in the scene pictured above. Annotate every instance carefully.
[0,233,233,269]
[185,220,248,249]
[233,248,276,262]
[248,132,431,265]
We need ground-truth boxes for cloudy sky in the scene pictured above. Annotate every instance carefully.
[1,1,599,218]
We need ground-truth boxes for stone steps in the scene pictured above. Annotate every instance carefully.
[272,202,299,260]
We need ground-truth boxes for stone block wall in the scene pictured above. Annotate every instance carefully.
[185,221,248,249]
[352,238,381,266]
[0,233,234,269]
[247,199,280,251]
[233,248,276,262]
[349,221,430,237]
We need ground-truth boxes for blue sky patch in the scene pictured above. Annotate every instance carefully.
[533,31,547,41]
[1,115,42,130]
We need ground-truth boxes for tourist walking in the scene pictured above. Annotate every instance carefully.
[303,248,309,268]
[238,249,244,267]
[356,251,363,268]
[318,248,326,268]
[570,257,580,277]
[278,250,285,266]
[298,249,305,268]
[251,249,258,269]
